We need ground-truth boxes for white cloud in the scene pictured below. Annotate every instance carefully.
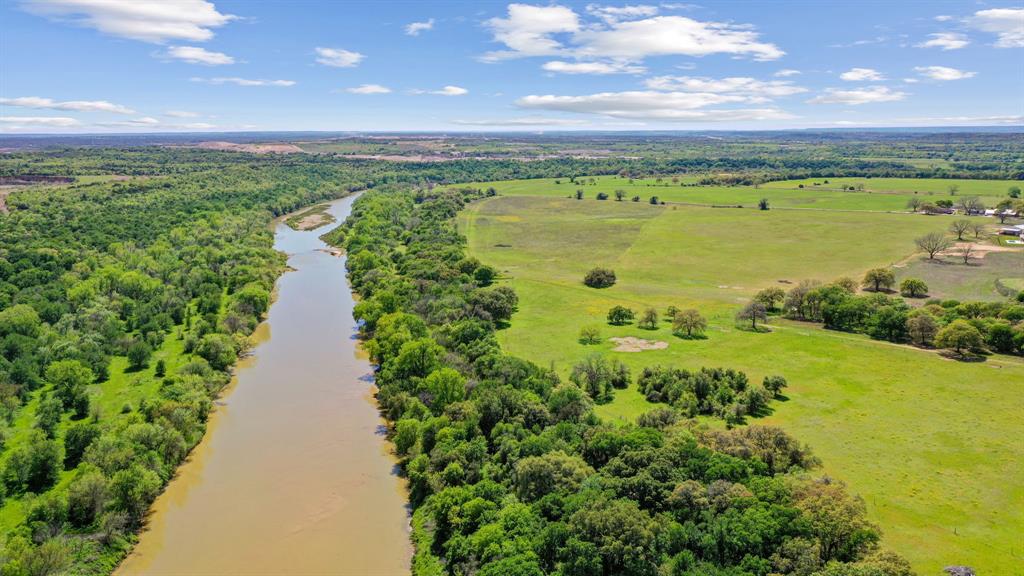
[516,90,793,121]
[0,116,82,127]
[412,85,468,96]
[644,76,806,98]
[405,18,434,35]
[482,4,783,64]
[164,110,200,118]
[914,65,975,81]
[585,4,659,23]
[808,86,908,105]
[96,116,161,127]
[190,77,295,86]
[451,116,589,126]
[573,16,784,61]
[916,32,969,50]
[0,96,135,114]
[839,67,884,81]
[934,15,953,22]
[774,69,801,77]
[345,84,392,94]
[969,8,1024,48]
[483,4,580,60]
[314,47,364,68]
[542,60,645,74]
[165,45,235,65]
[22,0,236,43]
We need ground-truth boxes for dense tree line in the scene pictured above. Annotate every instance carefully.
[335,186,911,576]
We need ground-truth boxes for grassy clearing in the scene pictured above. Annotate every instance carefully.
[450,175,1019,213]
[896,252,1024,302]
[459,194,1024,575]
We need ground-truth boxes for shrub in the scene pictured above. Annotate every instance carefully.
[583,267,616,288]
[578,325,602,345]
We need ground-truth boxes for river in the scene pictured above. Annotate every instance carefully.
[116,194,412,575]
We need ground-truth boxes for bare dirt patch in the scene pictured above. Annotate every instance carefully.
[294,212,332,231]
[609,336,668,352]
[941,242,1020,259]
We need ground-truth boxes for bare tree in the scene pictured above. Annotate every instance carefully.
[949,219,971,240]
[958,243,975,265]
[955,196,984,216]
[970,222,987,239]
[736,301,768,330]
[906,197,922,212]
[915,232,953,260]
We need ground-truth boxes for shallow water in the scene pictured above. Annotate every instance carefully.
[117,194,412,575]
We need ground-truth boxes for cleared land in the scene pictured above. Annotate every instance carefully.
[458,193,1024,575]
[455,175,1017,213]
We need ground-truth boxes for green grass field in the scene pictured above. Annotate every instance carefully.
[453,175,1019,213]
[458,194,1024,575]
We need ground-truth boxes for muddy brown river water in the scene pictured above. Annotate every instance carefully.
[116,194,412,575]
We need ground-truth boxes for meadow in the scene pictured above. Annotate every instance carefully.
[458,192,1024,575]
[458,174,1019,213]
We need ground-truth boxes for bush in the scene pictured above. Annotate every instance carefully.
[607,305,635,325]
[583,267,616,288]
[578,325,602,345]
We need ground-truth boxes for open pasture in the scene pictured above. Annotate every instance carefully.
[459,194,1024,575]
[454,175,1019,212]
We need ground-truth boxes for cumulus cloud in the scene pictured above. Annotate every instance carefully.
[405,19,434,35]
[412,85,468,96]
[968,8,1024,48]
[345,84,392,94]
[0,96,135,114]
[516,90,792,121]
[0,116,82,127]
[22,0,236,43]
[542,60,644,74]
[839,67,884,81]
[190,77,295,86]
[643,76,806,98]
[482,3,782,65]
[165,45,235,65]
[585,4,659,23]
[914,65,975,80]
[315,47,364,67]
[451,116,589,126]
[807,86,907,105]
[916,32,969,50]
[774,69,801,77]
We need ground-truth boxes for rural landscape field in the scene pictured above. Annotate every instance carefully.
[2,1,1023,575]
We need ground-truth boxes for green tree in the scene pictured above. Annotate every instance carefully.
[899,278,928,298]
[578,325,602,345]
[583,267,616,288]
[906,310,938,347]
[421,367,466,412]
[109,464,161,524]
[2,430,63,494]
[515,451,593,501]
[736,301,768,330]
[671,309,707,338]
[473,265,498,287]
[638,308,658,330]
[607,305,634,325]
[763,375,787,397]
[862,268,895,292]
[935,319,984,357]
[195,333,237,371]
[127,340,153,371]
[45,359,93,417]
[754,287,785,311]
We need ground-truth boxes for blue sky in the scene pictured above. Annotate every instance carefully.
[1,1,1022,132]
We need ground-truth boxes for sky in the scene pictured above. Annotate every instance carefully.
[1,0,1022,133]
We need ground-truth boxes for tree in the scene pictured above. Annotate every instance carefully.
[763,375,787,397]
[1010,185,1022,198]
[906,197,922,212]
[575,189,584,200]
[614,189,626,201]
[596,192,609,200]
[154,359,166,377]
[421,367,465,412]
[758,198,770,210]
[958,243,975,265]
[515,451,593,501]
[607,305,634,325]
[471,286,519,323]
[935,319,984,357]
[995,199,1015,224]
[861,268,895,292]
[2,430,63,494]
[578,325,602,344]
[754,287,785,311]
[631,195,640,202]
[899,278,928,298]
[473,265,497,287]
[649,196,659,205]
[915,232,952,259]
[109,464,161,524]
[970,221,987,239]
[583,267,616,288]
[949,219,971,241]
[736,301,768,330]
[906,311,938,347]
[956,196,984,215]
[127,340,152,371]
[45,359,93,417]
[672,309,707,338]
[195,333,237,371]
[638,308,658,330]
[68,468,109,528]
